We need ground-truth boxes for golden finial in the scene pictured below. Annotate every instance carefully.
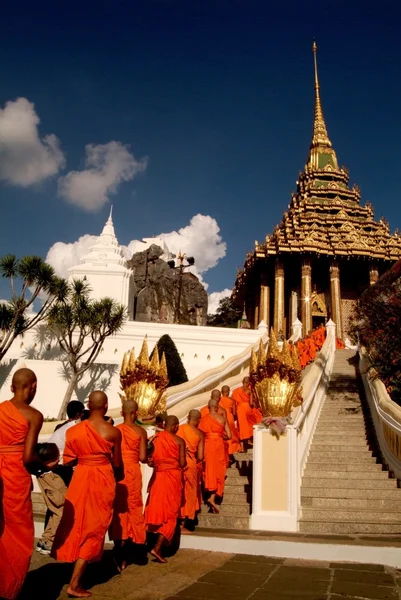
[257,339,266,365]
[250,348,258,373]
[291,344,301,372]
[150,345,160,371]
[128,348,136,371]
[138,337,149,367]
[267,328,280,359]
[281,340,293,368]
[121,350,130,376]
[160,352,168,380]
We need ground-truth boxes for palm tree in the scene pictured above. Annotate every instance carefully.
[0,255,68,363]
[47,279,126,419]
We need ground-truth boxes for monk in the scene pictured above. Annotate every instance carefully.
[145,415,186,563]
[232,377,262,449]
[109,400,147,572]
[199,396,231,513]
[200,390,227,419]
[52,391,123,598]
[177,410,204,533]
[219,386,241,458]
[0,368,43,600]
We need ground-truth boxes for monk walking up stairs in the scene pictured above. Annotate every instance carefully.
[0,368,43,600]
[109,400,147,572]
[52,391,123,598]
[145,415,186,563]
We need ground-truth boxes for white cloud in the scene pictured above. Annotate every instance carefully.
[207,288,231,314]
[58,141,147,212]
[0,97,65,186]
[45,234,97,278]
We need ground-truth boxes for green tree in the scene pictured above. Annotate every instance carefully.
[207,295,242,328]
[151,334,188,387]
[0,255,68,363]
[47,279,126,419]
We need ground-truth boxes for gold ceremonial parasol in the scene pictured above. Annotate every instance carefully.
[249,329,303,418]
[119,337,168,422]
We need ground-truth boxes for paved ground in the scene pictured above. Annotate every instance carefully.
[21,544,401,600]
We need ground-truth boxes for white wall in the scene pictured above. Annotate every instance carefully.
[0,321,261,418]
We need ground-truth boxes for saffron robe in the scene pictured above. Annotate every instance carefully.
[109,424,146,544]
[145,431,182,542]
[52,421,116,563]
[0,401,34,600]
[219,397,241,455]
[232,387,262,441]
[199,413,227,496]
[177,424,201,520]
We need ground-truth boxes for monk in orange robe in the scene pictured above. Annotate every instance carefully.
[145,415,186,563]
[52,391,123,598]
[177,410,204,533]
[109,400,147,572]
[232,377,262,448]
[220,385,241,457]
[199,395,231,513]
[0,369,43,600]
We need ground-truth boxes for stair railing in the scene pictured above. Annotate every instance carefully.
[251,319,337,532]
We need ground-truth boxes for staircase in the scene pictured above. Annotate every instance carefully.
[300,349,401,534]
[197,451,252,530]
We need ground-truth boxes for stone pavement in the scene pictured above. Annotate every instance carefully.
[21,545,401,600]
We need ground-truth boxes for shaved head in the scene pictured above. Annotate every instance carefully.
[122,400,138,415]
[11,368,37,403]
[165,415,179,428]
[208,398,219,409]
[211,389,221,401]
[221,385,230,396]
[243,376,250,386]
[88,391,108,412]
[188,409,201,421]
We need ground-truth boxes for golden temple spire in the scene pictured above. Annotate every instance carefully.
[307,41,338,170]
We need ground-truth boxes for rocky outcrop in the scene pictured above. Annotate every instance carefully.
[127,245,208,325]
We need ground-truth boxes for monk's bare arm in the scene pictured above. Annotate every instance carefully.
[23,408,44,469]
[223,416,232,440]
[197,431,205,463]
[138,428,147,463]
[177,437,187,469]
[232,400,237,419]
[112,428,124,482]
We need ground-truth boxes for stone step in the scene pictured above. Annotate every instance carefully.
[196,513,250,529]
[302,496,401,509]
[233,452,253,461]
[302,462,384,473]
[301,507,401,523]
[224,483,251,494]
[299,520,401,535]
[302,477,397,489]
[215,503,250,516]
[222,492,249,503]
[301,487,401,500]
[313,432,367,440]
[224,475,251,486]
[311,443,371,452]
[302,469,388,480]
[316,424,366,430]
[307,452,376,463]
[320,409,363,416]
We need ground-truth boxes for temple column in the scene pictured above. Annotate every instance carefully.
[253,304,260,329]
[301,258,312,337]
[259,276,270,329]
[330,260,343,339]
[289,290,298,331]
[369,263,379,285]
[273,259,285,335]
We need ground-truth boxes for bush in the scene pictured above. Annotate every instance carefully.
[151,334,188,387]
[351,260,401,404]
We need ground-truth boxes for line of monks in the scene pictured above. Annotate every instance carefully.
[294,325,326,369]
[0,368,262,599]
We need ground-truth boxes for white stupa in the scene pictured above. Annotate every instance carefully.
[68,207,134,317]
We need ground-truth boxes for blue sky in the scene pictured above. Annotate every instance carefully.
[1,0,401,306]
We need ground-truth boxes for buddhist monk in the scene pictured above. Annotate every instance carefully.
[52,391,123,598]
[145,415,186,563]
[199,395,231,513]
[220,386,241,458]
[109,400,147,572]
[200,389,227,418]
[232,377,262,450]
[0,368,43,600]
[177,410,204,533]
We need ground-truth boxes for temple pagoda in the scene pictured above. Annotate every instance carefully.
[233,42,401,340]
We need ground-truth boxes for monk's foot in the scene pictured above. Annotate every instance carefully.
[112,556,122,574]
[121,560,128,571]
[181,527,192,535]
[150,549,167,563]
[207,501,220,514]
[67,586,92,598]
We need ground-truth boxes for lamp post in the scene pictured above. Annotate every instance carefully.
[168,251,195,324]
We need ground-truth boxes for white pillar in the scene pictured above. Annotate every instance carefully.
[291,318,302,341]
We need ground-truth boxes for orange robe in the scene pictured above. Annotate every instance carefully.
[0,401,34,600]
[177,424,201,520]
[219,397,241,455]
[145,431,183,542]
[232,388,262,441]
[200,406,208,418]
[199,413,227,496]
[52,421,116,563]
[109,424,146,544]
